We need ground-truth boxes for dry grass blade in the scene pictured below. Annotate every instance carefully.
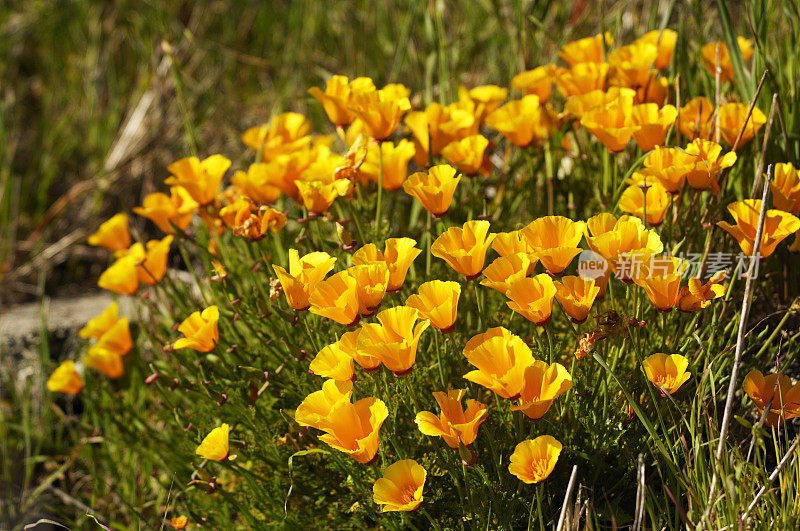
[743,435,800,521]
[556,465,578,531]
[633,454,646,531]
[750,93,778,197]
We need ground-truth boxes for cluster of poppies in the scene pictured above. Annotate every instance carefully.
[46,27,800,520]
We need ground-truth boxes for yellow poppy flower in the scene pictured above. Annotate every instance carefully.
[97,253,140,295]
[637,146,695,192]
[632,256,688,312]
[295,379,354,428]
[88,213,131,252]
[241,112,312,162]
[405,101,480,166]
[491,230,537,258]
[630,103,678,151]
[415,389,488,449]
[317,397,389,464]
[718,103,766,147]
[229,163,283,204]
[463,327,534,400]
[511,64,557,102]
[359,139,416,190]
[196,424,229,461]
[94,317,132,357]
[701,37,754,83]
[373,459,427,512]
[771,163,800,215]
[164,155,230,206]
[173,306,220,352]
[480,253,535,296]
[170,516,188,530]
[79,302,121,339]
[608,42,658,88]
[485,95,553,147]
[357,306,429,376]
[47,360,83,395]
[273,249,337,311]
[678,97,714,140]
[559,33,613,65]
[618,179,674,226]
[296,177,352,214]
[676,271,727,312]
[585,215,664,282]
[402,164,462,217]
[349,87,411,140]
[227,202,287,240]
[431,220,496,279]
[134,187,198,234]
[580,93,638,152]
[352,238,421,292]
[717,199,800,257]
[348,264,390,316]
[310,341,355,382]
[637,72,670,106]
[555,62,610,99]
[641,353,691,395]
[520,216,586,274]
[338,328,381,372]
[554,275,600,323]
[134,235,173,285]
[405,280,461,332]
[308,75,376,126]
[743,370,800,427]
[506,274,558,325]
[634,29,678,70]
[309,271,361,326]
[508,435,562,484]
[84,346,124,378]
[511,361,572,420]
[464,84,509,118]
[441,135,490,176]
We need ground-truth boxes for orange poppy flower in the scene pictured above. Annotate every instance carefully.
[676,271,727,312]
[338,328,381,372]
[373,460,427,512]
[632,256,688,312]
[717,199,800,257]
[608,42,658,88]
[308,75,376,126]
[678,97,714,140]
[486,95,553,147]
[682,139,737,193]
[359,139,416,190]
[196,424,229,461]
[352,238,421,292]
[317,397,389,464]
[405,101,480,166]
[431,220,496,279]
[580,93,638,152]
[618,179,674,226]
[349,86,411,140]
[296,177,352,214]
[134,187,199,234]
[170,516,189,530]
[415,389,488,449]
[630,103,678,151]
[511,361,572,420]
[273,249,337,311]
[357,306,429,376]
[508,435,562,484]
[554,275,600,323]
[441,135,490,176]
[481,253,535,296]
[718,103,766,147]
[97,253,140,295]
[88,213,131,252]
[511,64,557,102]
[84,346,124,379]
[634,29,678,70]
[555,63,610,99]
[403,164,462,217]
[79,302,121,339]
[637,72,670,106]
[506,274,558,325]
[641,353,691,395]
[559,33,613,65]
[585,215,664,282]
[636,146,695,192]
[93,316,132,357]
[771,163,800,215]
[348,264,390,316]
[743,370,800,427]
[241,112,312,162]
[701,37,754,83]
[47,360,84,395]
[491,230,537,259]
[173,305,219,352]
[309,271,361,326]
[405,280,461,332]
[462,327,533,400]
[520,216,586,274]
[229,163,283,204]
[310,341,355,382]
[133,235,174,285]
[463,84,509,119]
[295,379,354,428]
[165,155,231,206]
